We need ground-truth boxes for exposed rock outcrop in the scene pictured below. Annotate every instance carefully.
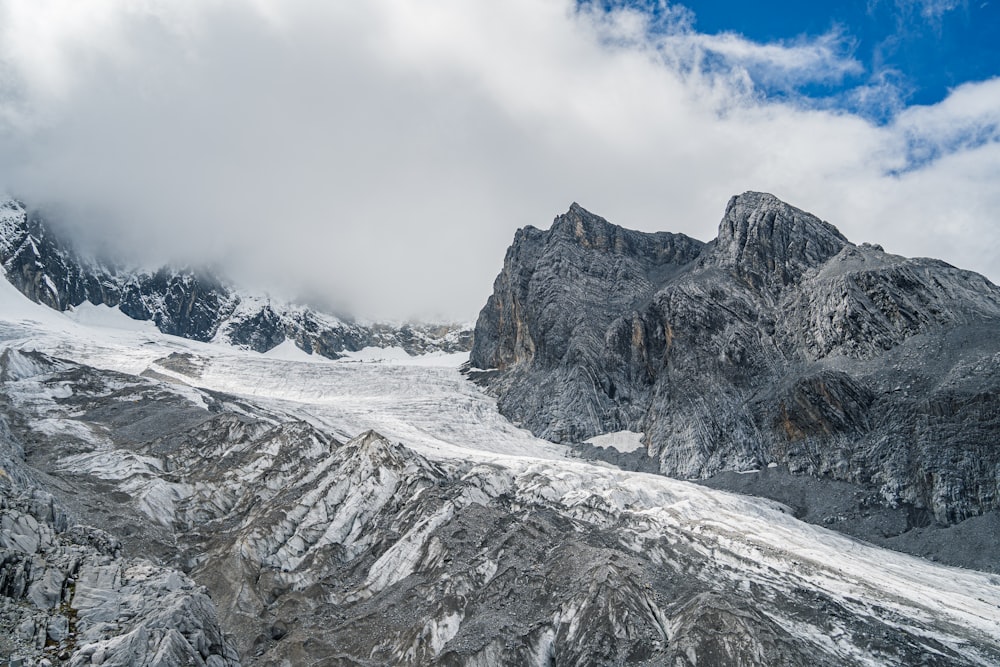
[0,199,123,312]
[471,193,1000,525]
[473,203,704,440]
[0,351,240,666]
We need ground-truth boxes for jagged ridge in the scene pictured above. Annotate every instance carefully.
[0,198,471,358]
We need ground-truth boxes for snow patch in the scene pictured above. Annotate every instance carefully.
[364,502,457,594]
[584,430,645,453]
[263,338,322,362]
[30,418,107,446]
[0,348,50,381]
[42,274,58,299]
[65,303,159,333]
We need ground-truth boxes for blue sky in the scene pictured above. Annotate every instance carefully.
[593,0,1000,120]
[0,1,998,319]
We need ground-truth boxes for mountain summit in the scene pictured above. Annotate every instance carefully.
[713,191,849,290]
[471,192,1000,529]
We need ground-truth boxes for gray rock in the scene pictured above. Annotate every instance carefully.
[471,203,704,440]
[47,614,69,642]
[0,388,241,667]
[6,195,1000,665]
[0,199,122,311]
[471,192,1000,526]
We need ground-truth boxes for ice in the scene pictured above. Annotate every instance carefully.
[0,347,52,381]
[584,430,645,453]
[364,501,457,594]
[29,418,106,445]
[339,346,468,367]
[262,338,322,362]
[56,450,193,525]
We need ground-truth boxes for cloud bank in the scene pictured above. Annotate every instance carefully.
[0,0,998,320]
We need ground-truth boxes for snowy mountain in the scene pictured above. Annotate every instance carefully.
[2,196,1000,665]
[0,198,472,358]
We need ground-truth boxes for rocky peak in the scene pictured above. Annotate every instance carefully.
[712,191,849,290]
[0,198,121,311]
[117,266,237,341]
[470,203,703,372]
[549,202,705,266]
[347,429,441,475]
[472,191,1000,527]
[0,198,27,253]
[549,202,620,248]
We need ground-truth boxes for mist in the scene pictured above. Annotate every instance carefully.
[1,0,998,321]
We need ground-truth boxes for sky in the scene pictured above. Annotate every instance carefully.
[0,0,998,321]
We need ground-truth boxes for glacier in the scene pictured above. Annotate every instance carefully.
[2,267,1000,665]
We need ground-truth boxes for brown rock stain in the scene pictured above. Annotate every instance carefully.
[779,403,805,441]
[631,316,645,350]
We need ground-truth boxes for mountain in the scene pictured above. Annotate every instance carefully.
[0,198,471,358]
[470,193,1000,532]
[2,204,1000,665]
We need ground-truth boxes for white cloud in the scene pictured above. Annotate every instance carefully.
[0,0,997,320]
[889,77,1000,169]
[663,28,863,89]
[913,0,964,21]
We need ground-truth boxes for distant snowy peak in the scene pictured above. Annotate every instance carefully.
[0,198,122,312]
[0,197,472,358]
[0,198,25,252]
[217,294,472,358]
[0,197,241,340]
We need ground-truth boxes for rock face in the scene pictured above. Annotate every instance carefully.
[0,352,240,666]
[0,198,472,357]
[0,199,122,312]
[7,193,1000,666]
[471,192,1000,525]
[472,203,705,440]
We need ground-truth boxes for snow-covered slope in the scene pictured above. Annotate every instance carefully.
[2,280,1000,665]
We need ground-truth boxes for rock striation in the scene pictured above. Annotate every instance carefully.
[471,192,1000,525]
[0,351,240,666]
[0,198,471,358]
[6,194,1000,666]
